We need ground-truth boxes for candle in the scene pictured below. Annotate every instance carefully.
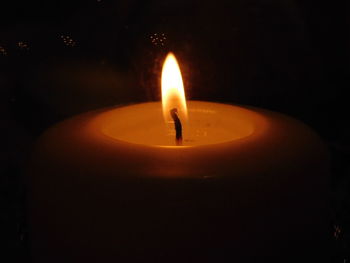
[27,53,329,263]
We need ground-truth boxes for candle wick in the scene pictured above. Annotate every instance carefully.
[170,108,182,146]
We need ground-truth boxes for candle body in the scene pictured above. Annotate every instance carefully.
[27,102,330,263]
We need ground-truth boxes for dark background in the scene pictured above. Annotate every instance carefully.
[1,0,349,262]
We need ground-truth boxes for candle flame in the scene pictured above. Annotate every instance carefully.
[161,52,188,122]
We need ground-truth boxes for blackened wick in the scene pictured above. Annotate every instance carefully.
[170,108,182,145]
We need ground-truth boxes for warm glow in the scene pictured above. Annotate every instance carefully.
[161,52,188,122]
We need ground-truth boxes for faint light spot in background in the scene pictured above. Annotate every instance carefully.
[60,35,77,47]
[149,33,167,47]
[18,41,30,50]
[334,224,341,240]
[0,45,7,55]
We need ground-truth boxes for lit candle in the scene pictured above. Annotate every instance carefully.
[27,53,329,263]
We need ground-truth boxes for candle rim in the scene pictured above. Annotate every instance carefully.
[86,101,270,149]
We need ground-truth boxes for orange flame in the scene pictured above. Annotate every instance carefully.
[161,52,188,122]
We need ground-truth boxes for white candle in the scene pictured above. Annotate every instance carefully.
[27,53,330,263]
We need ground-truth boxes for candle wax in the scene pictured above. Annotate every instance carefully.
[98,101,263,146]
[27,101,330,263]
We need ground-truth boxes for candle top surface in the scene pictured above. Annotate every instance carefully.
[89,101,268,148]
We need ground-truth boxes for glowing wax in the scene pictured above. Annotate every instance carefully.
[27,101,329,263]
